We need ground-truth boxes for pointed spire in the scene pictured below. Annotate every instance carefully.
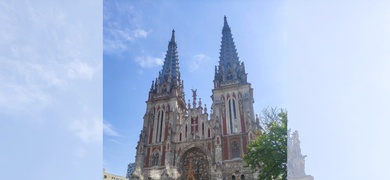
[148,30,186,105]
[223,15,229,29]
[214,16,247,88]
[153,30,181,94]
[160,29,179,80]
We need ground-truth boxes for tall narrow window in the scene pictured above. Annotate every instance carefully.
[155,110,164,143]
[208,128,210,138]
[159,111,164,142]
[231,141,240,158]
[185,125,188,138]
[233,99,237,133]
[228,99,233,133]
[180,132,182,141]
[227,98,238,134]
[202,122,204,136]
[151,152,159,166]
[155,111,160,142]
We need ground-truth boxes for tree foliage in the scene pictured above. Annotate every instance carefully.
[126,162,135,179]
[244,108,287,180]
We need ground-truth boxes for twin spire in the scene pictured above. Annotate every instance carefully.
[160,29,180,83]
[214,16,247,88]
[150,29,183,98]
[150,16,247,96]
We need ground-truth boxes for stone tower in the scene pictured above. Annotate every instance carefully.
[211,16,258,180]
[132,17,260,180]
[132,30,187,180]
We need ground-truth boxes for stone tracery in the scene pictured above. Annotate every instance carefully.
[180,148,210,180]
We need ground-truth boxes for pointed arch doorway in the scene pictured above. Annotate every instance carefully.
[180,147,210,180]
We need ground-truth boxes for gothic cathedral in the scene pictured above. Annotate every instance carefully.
[132,16,261,180]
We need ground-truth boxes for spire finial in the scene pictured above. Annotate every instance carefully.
[224,16,228,27]
[171,29,175,42]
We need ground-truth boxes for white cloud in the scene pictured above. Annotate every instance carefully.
[66,60,96,80]
[103,1,150,53]
[135,56,163,68]
[103,120,120,137]
[0,1,101,119]
[188,53,210,72]
[109,139,123,145]
[133,28,150,38]
[70,117,102,144]
[0,57,100,118]
[0,1,102,179]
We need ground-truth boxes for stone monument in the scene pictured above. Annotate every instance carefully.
[287,130,314,180]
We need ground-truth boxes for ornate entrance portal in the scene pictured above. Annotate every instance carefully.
[181,148,210,180]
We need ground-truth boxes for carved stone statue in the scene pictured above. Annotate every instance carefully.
[234,119,238,133]
[239,98,243,112]
[221,98,225,115]
[287,130,314,180]
[192,89,197,108]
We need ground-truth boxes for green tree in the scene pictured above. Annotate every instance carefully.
[244,108,287,180]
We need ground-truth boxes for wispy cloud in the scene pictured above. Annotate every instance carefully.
[0,1,102,179]
[70,117,102,144]
[66,60,96,80]
[135,56,163,68]
[0,1,101,119]
[103,1,151,53]
[133,28,150,38]
[188,53,211,72]
[109,139,123,145]
[103,120,120,137]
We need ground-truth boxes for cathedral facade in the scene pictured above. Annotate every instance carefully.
[132,16,261,180]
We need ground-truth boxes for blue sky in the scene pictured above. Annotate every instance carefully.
[103,0,287,177]
[1,0,390,180]
[103,1,390,179]
[0,1,102,180]
[287,1,390,179]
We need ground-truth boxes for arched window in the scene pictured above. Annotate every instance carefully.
[228,98,238,134]
[180,132,182,141]
[232,175,235,180]
[155,110,165,143]
[241,174,245,180]
[208,128,210,138]
[150,152,160,167]
[231,141,240,159]
[159,111,164,142]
